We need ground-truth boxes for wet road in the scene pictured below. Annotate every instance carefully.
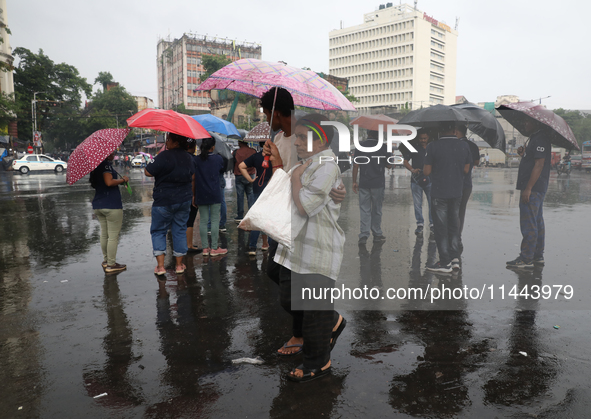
[1,166,591,418]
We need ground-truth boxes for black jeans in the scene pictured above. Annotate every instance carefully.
[432,197,461,265]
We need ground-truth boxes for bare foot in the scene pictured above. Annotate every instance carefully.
[277,336,303,355]
[332,315,343,333]
[290,360,331,379]
[330,315,343,346]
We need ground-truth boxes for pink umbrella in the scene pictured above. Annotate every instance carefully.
[126,109,210,139]
[195,59,356,111]
[66,128,130,185]
[497,102,579,151]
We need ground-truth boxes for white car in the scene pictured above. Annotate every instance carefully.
[12,154,68,174]
[131,155,147,167]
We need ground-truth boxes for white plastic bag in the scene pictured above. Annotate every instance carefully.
[238,169,306,248]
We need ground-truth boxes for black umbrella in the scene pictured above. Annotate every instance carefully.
[398,104,477,128]
[196,131,233,172]
[451,103,506,151]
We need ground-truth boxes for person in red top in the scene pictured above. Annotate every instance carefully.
[233,140,256,222]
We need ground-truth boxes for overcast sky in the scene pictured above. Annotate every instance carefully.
[9,0,591,110]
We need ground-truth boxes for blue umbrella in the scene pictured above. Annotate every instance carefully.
[192,114,241,138]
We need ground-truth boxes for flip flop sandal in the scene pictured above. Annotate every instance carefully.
[154,267,166,276]
[175,264,186,274]
[330,317,347,351]
[287,364,331,383]
[277,343,303,356]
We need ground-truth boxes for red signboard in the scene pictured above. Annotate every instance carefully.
[27,145,34,154]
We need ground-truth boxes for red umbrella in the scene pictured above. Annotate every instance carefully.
[497,102,579,151]
[350,114,398,131]
[66,128,130,185]
[126,109,210,139]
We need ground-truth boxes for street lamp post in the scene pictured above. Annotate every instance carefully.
[32,92,46,151]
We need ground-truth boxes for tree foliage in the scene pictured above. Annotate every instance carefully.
[13,47,92,142]
[554,108,591,148]
[94,71,115,91]
[199,54,231,83]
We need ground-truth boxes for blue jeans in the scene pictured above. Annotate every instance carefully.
[235,175,254,219]
[208,175,227,229]
[411,181,433,226]
[519,191,545,261]
[151,200,191,257]
[358,187,385,240]
[248,192,263,248]
[431,197,461,265]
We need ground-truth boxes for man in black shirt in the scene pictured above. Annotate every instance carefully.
[352,130,392,245]
[402,130,433,236]
[507,120,552,268]
[423,124,471,273]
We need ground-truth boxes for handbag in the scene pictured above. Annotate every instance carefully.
[238,168,307,249]
[412,170,430,188]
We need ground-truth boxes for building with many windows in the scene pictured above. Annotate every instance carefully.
[157,34,262,111]
[329,3,458,111]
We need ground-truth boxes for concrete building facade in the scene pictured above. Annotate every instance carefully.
[0,0,13,97]
[156,34,261,111]
[134,96,155,112]
[329,3,458,111]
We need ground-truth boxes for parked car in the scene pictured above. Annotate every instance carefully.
[12,154,68,174]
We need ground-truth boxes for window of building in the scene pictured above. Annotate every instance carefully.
[430,52,444,61]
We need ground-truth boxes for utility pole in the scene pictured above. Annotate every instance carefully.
[32,92,46,152]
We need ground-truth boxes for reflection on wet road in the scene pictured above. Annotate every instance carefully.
[1,167,591,418]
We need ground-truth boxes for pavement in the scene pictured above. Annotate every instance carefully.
[1,166,591,418]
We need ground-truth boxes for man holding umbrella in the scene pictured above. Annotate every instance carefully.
[423,123,471,273]
[506,119,551,268]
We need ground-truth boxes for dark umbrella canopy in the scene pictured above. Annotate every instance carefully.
[398,104,477,128]
[451,103,506,151]
[497,102,579,151]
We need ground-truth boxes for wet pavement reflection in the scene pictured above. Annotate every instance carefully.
[1,166,591,418]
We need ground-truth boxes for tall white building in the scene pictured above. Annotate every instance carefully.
[329,3,458,111]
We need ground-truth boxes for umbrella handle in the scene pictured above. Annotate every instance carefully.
[267,88,278,143]
[262,155,270,168]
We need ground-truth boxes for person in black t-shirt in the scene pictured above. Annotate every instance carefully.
[352,129,392,245]
[423,124,471,273]
[145,133,195,275]
[507,120,552,268]
[402,129,433,236]
[90,153,129,273]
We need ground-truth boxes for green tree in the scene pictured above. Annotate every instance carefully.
[199,54,231,83]
[554,108,591,147]
[94,71,115,91]
[13,47,92,143]
[43,83,139,150]
[89,84,137,118]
